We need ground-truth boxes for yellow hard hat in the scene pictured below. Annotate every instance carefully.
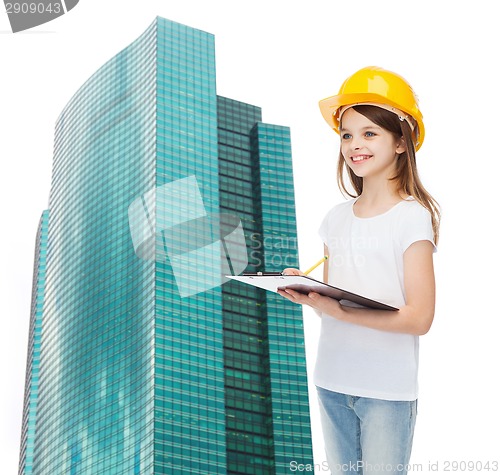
[319,66,425,150]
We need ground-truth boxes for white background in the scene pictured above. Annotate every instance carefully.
[1,1,499,473]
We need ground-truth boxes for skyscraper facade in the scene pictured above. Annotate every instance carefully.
[19,210,49,475]
[19,17,313,475]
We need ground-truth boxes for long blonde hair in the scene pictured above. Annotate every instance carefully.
[337,105,441,244]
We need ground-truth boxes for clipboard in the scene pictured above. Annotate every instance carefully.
[226,274,399,311]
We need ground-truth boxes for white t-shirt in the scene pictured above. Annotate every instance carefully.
[315,197,436,401]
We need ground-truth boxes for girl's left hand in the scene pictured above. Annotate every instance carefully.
[277,288,343,318]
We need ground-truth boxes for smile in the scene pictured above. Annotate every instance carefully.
[351,155,372,163]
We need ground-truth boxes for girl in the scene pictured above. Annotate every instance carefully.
[279,66,440,475]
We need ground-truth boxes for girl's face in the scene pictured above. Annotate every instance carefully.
[339,108,405,180]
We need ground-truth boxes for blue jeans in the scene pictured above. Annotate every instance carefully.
[317,387,417,475]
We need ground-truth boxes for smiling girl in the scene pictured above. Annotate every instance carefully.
[279,67,440,475]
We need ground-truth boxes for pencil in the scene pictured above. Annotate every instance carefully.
[303,256,328,275]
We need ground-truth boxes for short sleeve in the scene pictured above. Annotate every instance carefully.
[318,210,330,244]
[399,202,437,254]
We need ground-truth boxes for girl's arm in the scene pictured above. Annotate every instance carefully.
[278,240,435,336]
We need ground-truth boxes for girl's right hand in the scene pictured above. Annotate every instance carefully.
[281,268,305,276]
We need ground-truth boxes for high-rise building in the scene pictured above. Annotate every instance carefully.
[19,210,49,475]
[19,17,313,474]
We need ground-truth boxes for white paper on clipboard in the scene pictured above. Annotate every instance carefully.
[226,274,398,311]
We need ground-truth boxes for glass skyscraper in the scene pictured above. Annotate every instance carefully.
[19,17,313,474]
[19,210,49,475]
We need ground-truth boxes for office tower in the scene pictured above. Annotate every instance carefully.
[19,211,49,475]
[19,17,313,475]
